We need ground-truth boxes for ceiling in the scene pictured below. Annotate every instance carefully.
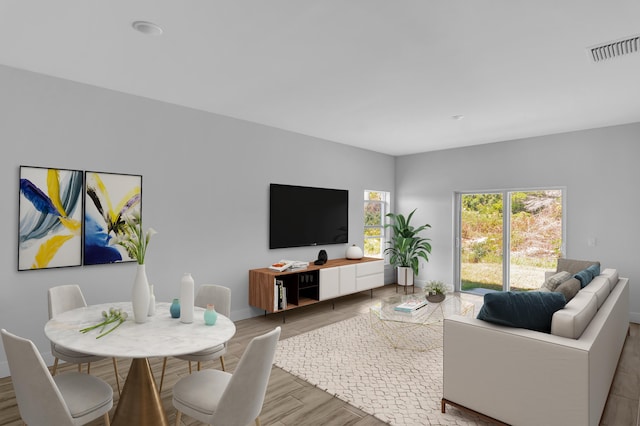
[1,1,640,156]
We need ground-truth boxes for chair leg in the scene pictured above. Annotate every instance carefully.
[188,361,192,374]
[255,417,261,426]
[159,357,168,393]
[175,410,182,426]
[87,362,91,374]
[104,412,111,426]
[219,355,226,372]
[52,357,59,376]
[112,358,121,395]
[197,361,201,371]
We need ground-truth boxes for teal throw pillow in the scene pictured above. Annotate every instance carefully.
[476,291,567,333]
[574,263,600,288]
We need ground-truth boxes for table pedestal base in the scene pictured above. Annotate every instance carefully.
[112,358,169,426]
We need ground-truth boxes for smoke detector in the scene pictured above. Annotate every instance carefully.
[588,34,639,62]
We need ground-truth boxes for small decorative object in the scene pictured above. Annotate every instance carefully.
[79,307,128,339]
[170,298,180,318]
[180,273,195,323]
[425,280,448,303]
[204,304,218,326]
[113,211,157,323]
[132,264,151,323]
[345,244,364,260]
[147,284,156,316]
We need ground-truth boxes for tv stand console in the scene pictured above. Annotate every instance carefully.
[249,257,384,314]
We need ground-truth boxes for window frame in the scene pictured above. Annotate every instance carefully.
[364,190,390,261]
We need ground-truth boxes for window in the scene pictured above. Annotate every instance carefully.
[455,189,565,293]
[364,190,390,259]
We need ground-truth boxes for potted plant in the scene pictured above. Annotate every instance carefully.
[425,280,448,302]
[384,209,432,288]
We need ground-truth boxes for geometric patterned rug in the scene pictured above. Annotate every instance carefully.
[274,314,491,426]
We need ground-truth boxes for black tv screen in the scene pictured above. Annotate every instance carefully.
[269,184,348,249]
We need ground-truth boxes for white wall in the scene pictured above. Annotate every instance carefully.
[0,65,395,376]
[395,128,640,322]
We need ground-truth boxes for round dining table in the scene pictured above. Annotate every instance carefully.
[45,301,236,426]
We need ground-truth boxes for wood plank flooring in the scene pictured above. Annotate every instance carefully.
[1,284,638,425]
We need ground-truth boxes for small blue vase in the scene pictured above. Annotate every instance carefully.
[170,298,181,318]
[204,304,218,326]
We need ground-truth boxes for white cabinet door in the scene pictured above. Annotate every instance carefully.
[319,267,340,300]
[356,260,384,291]
[339,264,357,295]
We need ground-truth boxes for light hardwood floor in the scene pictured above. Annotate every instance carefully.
[1,285,638,426]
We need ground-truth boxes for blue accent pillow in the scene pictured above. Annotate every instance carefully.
[476,291,567,333]
[574,263,600,288]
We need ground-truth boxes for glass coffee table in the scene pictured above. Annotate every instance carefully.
[370,293,475,351]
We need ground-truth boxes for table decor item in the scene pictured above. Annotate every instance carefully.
[79,307,128,338]
[114,212,157,323]
[204,304,218,325]
[148,284,156,316]
[425,280,447,303]
[346,244,363,259]
[132,265,150,323]
[180,273,195,323]
[170,298,180,318]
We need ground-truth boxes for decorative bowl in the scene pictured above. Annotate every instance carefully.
[426,293,446,303]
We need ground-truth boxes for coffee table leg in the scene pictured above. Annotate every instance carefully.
[111,358,169,426]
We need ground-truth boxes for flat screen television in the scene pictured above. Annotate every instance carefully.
[269,183,348,249]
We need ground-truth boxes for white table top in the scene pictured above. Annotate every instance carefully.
[44,302,236,358]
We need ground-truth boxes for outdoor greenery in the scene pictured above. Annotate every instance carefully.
[364,191,383,257]
[461,190,562,291]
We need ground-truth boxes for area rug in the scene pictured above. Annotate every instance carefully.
[274,314,490,426]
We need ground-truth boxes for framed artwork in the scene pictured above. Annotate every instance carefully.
[83,171,142,265]
[18,166,84,270]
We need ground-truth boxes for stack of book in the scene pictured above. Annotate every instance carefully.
[274,279,287,311]
[394,298,428,313]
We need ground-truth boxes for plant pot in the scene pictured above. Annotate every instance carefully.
[426,292,445,303]
[397,266,414,286]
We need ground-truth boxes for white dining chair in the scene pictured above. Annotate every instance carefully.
[172,326,281,426]
[48,284,121,394]
[159,284,231,392]
[2,328,113,426]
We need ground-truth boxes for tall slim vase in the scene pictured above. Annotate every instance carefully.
[180,272,194,324]
[132,264,150,323]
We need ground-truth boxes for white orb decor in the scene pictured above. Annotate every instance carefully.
[346,244,364,259]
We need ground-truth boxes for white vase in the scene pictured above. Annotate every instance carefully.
[132,264,150,323]
[346,244,363,259]
[147,284,156,316]
[180,273,194,324]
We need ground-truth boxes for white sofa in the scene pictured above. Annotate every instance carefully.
[442,265,629,426]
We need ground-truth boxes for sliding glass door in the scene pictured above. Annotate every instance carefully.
[456,189,564,293]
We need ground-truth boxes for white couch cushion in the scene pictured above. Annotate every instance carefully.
[600,268,619,291]
[551,291,598,339]
[580,276,611,309]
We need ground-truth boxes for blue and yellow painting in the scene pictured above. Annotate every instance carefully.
[83,171,141,265]
[19,166,83,270]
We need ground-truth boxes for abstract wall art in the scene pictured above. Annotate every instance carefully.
[84,171,142,265]
[18,166,84,270]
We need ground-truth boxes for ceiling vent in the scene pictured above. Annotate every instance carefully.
[588,34,639,62]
